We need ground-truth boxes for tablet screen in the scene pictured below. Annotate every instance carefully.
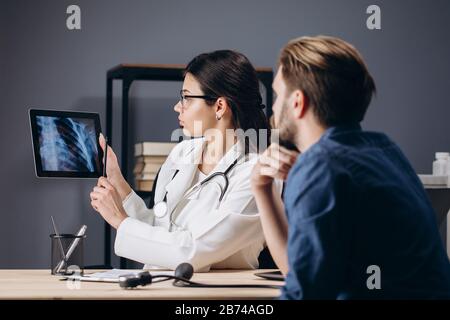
[29,109,104,178]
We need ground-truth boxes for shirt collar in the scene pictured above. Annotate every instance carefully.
[320,123,362,142]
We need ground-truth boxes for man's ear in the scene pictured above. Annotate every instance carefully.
[292,90,308,119]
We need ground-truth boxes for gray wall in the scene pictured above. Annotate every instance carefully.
[1,0,449,268]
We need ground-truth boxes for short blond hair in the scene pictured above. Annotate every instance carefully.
[279,36,376,126]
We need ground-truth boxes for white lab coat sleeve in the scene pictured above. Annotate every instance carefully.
[122,190,155,226]
[119,139,188,227]
[114,163,276,271]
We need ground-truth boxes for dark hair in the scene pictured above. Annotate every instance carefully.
[185,50,270,151]
[279,36,376,127]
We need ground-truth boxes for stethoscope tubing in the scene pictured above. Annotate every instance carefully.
[154,157,241,223]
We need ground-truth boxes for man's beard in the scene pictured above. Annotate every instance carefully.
[275,101,299,152]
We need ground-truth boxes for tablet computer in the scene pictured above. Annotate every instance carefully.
[29,109,104,178]
[254,270,284,281]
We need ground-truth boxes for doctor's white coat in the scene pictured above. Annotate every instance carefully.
[114,137,280,272]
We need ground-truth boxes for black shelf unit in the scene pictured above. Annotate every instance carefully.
[105,63,274,269]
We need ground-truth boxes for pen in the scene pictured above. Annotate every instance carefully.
[55,225,87,274]
[103,135,108,177]
[51,216,67,274]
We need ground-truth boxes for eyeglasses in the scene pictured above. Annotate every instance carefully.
[179,90,217,108]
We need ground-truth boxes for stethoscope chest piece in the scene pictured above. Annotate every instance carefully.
[153,201,168,218]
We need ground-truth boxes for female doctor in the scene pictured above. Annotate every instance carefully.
[90,50,278,272]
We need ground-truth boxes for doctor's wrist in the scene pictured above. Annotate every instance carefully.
[107,173,132,201]
[112,213,128,230]
[117,182,132,201]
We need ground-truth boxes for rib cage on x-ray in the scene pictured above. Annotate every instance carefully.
[37,116,100,172]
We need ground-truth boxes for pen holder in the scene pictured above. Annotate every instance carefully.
[50,233,86,275]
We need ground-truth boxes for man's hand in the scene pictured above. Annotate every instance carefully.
[250,143,299,275]
[90,177,128,229]
[251,143,299,190]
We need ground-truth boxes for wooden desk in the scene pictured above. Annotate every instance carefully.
[0,269,282,300]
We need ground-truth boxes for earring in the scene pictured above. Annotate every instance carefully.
[216,114,221,121]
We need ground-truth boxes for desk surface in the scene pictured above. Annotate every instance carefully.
[0,269,282,300]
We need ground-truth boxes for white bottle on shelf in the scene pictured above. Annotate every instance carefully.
[432,152,450,176]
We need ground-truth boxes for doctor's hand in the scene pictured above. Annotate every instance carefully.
[99,133,132,201]
[251,143,299,190]
[90,177,128,229]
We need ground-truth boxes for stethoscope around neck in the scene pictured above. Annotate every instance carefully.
[152,156,241,226]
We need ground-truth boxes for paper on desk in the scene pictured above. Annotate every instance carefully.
[85,269,174,279]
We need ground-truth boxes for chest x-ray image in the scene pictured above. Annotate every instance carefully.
[36,115,101,173]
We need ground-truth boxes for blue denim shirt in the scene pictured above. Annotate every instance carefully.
[281,124,450,299]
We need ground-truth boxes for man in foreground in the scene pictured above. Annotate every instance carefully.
[252,35,450,299]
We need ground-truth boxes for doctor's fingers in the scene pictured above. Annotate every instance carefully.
[91,200,107,214]
[99,134,119,165]
[90,191,101,201]
[90,200,99,211]
[90,190,111,202]
[97,177,115,190]
[99,133,114,156]
[93,186,109,195]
